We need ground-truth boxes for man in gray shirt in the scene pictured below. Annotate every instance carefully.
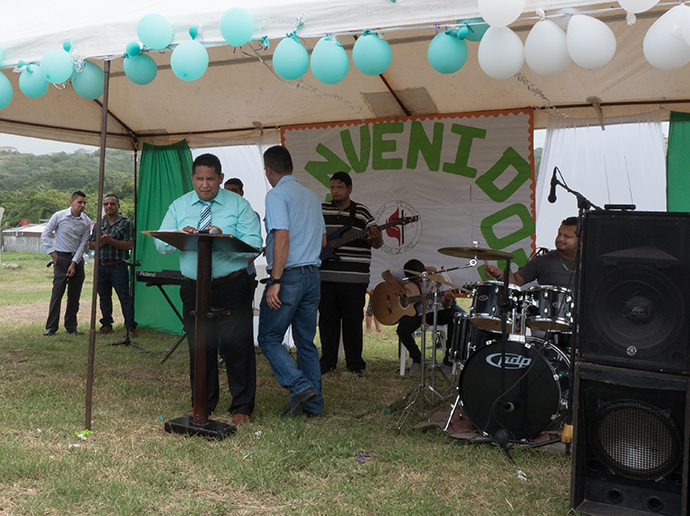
[41,191,92,336]
[484,216,578,290]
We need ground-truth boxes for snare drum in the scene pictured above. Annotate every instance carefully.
[449,312,490,363]
[525,285,573,333]
[469,280,522,333]
[458,337,569,439]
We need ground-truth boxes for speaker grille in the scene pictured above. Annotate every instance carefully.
[588,265,684,356]
[589,400,682,481]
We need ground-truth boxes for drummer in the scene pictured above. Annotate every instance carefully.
[381,259,461,377]
[484,217,578,291]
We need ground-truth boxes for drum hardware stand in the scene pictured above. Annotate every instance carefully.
[395,271,446,432]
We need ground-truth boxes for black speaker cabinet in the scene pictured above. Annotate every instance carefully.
[579,211,690,374]
[571,362,690,515]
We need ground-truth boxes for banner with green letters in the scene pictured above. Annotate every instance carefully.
[282,109,536,289]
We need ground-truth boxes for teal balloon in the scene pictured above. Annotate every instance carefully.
[0,72,12,109]
[220,8,254,46]
[352,33,392,76]
[460,18,489,42]
[273,37,309,80]
[171,40,208,81]
[20,65,49,98]
[138,13,173,50]
[72,60,104,100]
[40,48,74,84]
[123,53,158,85]
[310,36,349,85]
[126,41,141,58]
[428,31,468,74]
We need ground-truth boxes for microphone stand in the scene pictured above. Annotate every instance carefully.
[110,259,145,351]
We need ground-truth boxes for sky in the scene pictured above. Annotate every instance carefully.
[0,134,98,155]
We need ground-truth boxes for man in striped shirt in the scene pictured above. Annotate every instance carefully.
[319,172,382,377]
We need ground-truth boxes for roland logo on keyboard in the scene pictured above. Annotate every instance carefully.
[486,353,532,369]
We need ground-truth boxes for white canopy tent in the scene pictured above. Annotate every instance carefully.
[0,0,687,150]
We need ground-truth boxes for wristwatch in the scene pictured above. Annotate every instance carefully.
[266,275,281,286]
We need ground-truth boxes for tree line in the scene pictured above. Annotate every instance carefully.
[0,148,136,228]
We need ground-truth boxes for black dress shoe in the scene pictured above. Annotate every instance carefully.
[281,387,319,417]
[43,329,57,336]
[303,410,321,419]
[66,328,83,335]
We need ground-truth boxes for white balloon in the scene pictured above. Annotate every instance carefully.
[567,15,616,69]
[681,4,690,47]
[644,5,690,70]
[478,26,524,79]
[478,0,526,27]
[619,0,659,14]
[525,19,571,76]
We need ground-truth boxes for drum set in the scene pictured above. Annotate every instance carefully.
[438,247,574,441]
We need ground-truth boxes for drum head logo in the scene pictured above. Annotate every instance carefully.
[375,201,422,255]
[486,353,532,369]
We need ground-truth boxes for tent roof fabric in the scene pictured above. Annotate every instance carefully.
[0,1,687,149]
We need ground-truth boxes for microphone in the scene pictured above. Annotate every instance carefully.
[209,227,221,235]
[548,167,558,204]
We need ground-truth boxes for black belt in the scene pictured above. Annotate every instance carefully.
[101,260,125,266]
[185,269,246,286]
[56,251,74,256]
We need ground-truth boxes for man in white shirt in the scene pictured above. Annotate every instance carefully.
[41,191,92,336]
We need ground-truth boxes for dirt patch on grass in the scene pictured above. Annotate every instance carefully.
[1,299,109,328]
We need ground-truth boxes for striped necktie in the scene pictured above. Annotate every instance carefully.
[197,200,212,231]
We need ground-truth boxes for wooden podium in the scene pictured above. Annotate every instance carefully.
[143,230,260,439]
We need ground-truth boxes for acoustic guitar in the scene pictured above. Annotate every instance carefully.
[320,215,418,262]
[371,281,463,325]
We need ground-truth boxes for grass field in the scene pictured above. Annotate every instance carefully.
[0,261,571,515]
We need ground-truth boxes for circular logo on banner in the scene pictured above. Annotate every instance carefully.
[375,201,422,255]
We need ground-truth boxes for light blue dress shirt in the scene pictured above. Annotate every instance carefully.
[41,207,92,264]
[264,175,325,270]
[155,189,262,280]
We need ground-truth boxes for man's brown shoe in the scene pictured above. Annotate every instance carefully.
[232,414,251,425]
[98,325,113,334]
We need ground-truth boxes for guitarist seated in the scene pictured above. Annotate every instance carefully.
[381,259,462,377]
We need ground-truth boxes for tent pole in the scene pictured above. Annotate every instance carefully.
[85,59,111,431]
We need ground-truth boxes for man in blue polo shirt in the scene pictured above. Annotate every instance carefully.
[258,145,326,418]
[155,153,262,425]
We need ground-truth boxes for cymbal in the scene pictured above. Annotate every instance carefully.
[402,269,465,290]
[427,274,463,290]
[438,246,515,261]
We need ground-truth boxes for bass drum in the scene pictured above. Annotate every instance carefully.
[458,337,569,440]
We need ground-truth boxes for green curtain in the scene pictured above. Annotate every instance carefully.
[667,111,690,212]
[134,140,194,334]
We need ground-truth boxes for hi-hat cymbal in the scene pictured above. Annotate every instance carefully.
[438,246,515,261]
[402,269,464,290]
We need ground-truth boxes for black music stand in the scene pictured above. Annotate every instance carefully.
[143,230,259,439]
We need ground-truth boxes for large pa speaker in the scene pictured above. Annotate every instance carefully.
[571,362,690,515]
[578,211,690,374]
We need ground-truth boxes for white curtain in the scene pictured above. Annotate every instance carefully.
[535,111,666,249]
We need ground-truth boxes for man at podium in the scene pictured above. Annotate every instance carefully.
[154,153,262,425]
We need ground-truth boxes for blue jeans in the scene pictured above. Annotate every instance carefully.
[258,266,323,414]
[97,262,136,329]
